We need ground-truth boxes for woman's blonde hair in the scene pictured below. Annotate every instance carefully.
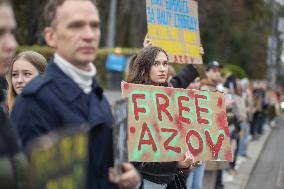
[6,51,47,114]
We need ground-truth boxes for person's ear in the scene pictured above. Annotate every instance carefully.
[43,27,57,48]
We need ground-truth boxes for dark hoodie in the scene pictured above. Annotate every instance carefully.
[0,76,7,105]
[0,77,29,189]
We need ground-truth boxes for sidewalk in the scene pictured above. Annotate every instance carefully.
[223,124,273,189]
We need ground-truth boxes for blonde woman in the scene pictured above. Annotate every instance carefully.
[6,51,47,114]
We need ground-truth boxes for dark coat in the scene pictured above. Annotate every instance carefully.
[11,61,117,189]
[0,108,29,189]
[0,76,7,104]
[1,76,29,189]
[170,64,199,88]
[0,76,7,114]
[133,162,182,186]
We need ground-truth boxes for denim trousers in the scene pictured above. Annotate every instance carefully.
[186,164,206,189]
[143,179,167,189]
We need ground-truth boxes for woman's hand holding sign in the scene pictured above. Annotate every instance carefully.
[177,151,203,171]
[109,163,141,189]
[143,34,152,48]
[177,151,195,169]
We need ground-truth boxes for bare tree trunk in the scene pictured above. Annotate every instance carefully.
[97,0,111,47]
[128,0,147,47]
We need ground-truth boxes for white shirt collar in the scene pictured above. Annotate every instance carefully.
[54,53,96,94]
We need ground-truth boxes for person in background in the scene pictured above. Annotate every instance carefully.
[186,76,205,189]
[200,61,228,189]
[237,78,253,159]
[6,51,47,114]
[11,0,141,188]
[222,75,241,179]
[0,1,29,188]
[251,81,267,139]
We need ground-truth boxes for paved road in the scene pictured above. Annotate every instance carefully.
[246,116,284,189]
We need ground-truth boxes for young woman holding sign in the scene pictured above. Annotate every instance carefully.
[127,46,202,189]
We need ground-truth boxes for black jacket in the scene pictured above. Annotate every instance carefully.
[0,108,29,189]
[134,162,178,184]
[170,64,199,88]
[0,77,7,104]
[0,77,7,114]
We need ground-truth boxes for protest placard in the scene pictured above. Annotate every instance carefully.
[146,0,202,64]
[122,82,232,162]
[26,125,89,189]
[113,98,129,175]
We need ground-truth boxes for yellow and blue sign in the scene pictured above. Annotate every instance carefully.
[146,0,203,64]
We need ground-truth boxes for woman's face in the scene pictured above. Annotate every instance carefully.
[12,59,39,95]
[149,51,168,84]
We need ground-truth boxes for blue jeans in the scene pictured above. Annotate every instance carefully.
[143,179,167,189]
[238,121,251,156]
[186,164,205,189]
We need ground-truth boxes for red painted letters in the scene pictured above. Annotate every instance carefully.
[205,130,224,159]
[195,94,209,124]
[132,94,146,121]
[186,130,203,156]
[156,94,173,122]
[138,122,157,152]
[161,128,181,153]
[178,96,191,125]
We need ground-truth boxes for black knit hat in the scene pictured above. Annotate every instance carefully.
[206,61,223,71]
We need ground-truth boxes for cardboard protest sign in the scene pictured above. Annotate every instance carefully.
[27,125,89,189]
[122,82,232,162]
[113,98,129,175]
[146,0,202,64]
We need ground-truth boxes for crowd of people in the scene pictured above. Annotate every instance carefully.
[184,60,282,189]
[0,0,282,189]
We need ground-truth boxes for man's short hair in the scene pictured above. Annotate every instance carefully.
[44,0,97,27]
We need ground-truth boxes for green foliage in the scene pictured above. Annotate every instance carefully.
[199,0,271,79]
[16,46,54,59]
[12,0,46,44]
[222,64,248,79]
